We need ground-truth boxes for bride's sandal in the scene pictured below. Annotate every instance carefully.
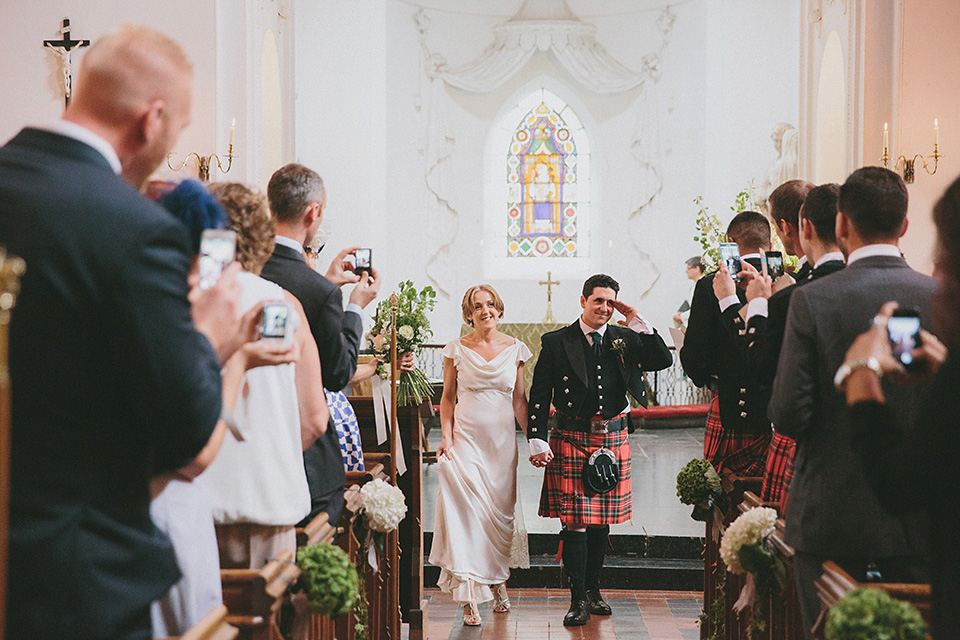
[462,600,482,626]
[493,583,511,613]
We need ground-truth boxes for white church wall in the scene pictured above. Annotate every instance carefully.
[0,2,219,180]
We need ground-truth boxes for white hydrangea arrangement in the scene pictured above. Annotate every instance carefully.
[359,478,407,533]
[720,506,777,574]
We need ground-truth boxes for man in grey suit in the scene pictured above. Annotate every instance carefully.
[769,167,935,639]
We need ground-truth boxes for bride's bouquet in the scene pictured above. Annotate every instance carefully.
[367,280,436,406]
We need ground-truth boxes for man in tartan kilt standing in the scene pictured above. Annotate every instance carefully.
[527,274,671,626]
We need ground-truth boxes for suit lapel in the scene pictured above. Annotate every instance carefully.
[562,322,589,388]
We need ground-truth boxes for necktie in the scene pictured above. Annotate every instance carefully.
[589,331,603,359]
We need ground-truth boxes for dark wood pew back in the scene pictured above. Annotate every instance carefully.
[220,551,300,640]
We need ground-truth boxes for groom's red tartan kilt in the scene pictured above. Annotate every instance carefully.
[538,427,632,525]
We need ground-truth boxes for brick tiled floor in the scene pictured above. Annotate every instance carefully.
[423,588,702,639]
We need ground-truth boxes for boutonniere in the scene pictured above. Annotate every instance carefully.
[610,338,627,364]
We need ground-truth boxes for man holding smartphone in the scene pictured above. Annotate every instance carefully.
[261,163,380,529]
[680,211,773,475]
[769,167,936,640]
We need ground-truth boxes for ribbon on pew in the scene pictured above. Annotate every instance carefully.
[371,376,406,475]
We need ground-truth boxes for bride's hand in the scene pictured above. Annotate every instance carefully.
[435,437,452,459]
[529,451,552,467]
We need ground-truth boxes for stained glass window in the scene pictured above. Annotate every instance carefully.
[506,102,580,258]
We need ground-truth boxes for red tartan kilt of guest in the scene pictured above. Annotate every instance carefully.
[703,390,771,477]
[760,432,796,504]
[538,427,631,525]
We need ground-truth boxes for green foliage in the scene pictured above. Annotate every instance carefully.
[676,458,723,509]
[296,543,359,618]
[693,196,726,271]
[825,588,928,640]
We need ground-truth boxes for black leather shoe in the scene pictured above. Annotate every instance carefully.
[586,590,612,615]
[563,600,590,626]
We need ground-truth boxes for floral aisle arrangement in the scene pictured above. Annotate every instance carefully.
[825,588,928,640]
[296,543,359,618]
[366,280,437,406]
[719,506,787,638]
[351,478,408,640]
[676,458,724,521]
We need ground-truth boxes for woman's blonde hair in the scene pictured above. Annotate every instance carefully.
[209,182,276,275]
[461,284,504,326]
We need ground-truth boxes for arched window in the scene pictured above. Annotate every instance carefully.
[506,95,588,258]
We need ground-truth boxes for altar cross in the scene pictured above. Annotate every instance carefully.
[538,271,559,323]
[44,18,90,108]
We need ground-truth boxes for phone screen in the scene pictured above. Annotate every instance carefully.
[766,251,784,279]
[355,248,372,274]
[888,312,921,367]
[198,230,237,290]
[719,243,741,279]
[262,303,289,340]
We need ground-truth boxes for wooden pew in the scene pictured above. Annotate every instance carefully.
[703,470,748,639]
[349,396,427,639]
[158,605,239,640]
[812,561,932,639]
[221,551,300,640]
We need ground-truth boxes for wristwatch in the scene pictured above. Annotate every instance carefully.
[833,356,883,391]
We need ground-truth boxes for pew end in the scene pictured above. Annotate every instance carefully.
[157,605,238,640]
[221,551,300,640]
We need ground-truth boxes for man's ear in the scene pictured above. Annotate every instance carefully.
[580,295,587,310]
[140,99,165,146]
[835,211,850,242]
[899,216,909,238]
[303,202,319,228]
[800,217,814,240]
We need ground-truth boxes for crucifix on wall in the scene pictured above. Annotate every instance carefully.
[538,271,559,323]
[44,18,90,109]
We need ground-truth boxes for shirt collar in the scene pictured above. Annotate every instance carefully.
[579,317,607,340]
[846,244,902,265]
[797,254,809,268]
[45,120,122,174]
[274,234,304,253]
[814,251,845,269]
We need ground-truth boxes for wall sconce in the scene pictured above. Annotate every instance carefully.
[166,119,236,182]
[880,120,942,183]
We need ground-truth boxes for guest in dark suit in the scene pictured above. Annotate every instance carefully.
[680,212,773,475]
[528,274,671,626]
[260,163,380,528]
[739,183,845,503]
[0,26,234,640]
[769,167,936,640]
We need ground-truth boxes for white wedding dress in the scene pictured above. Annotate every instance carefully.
[429,337,532,604]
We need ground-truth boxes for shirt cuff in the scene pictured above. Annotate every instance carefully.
[627,314,654,334]
[529,438,551,456]
[345,303,363,317]
[745,297,769,323]
[718,295,740,313]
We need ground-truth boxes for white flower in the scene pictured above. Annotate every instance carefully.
[398,325,414,340]
[372,334,387,352]
[360,478,407,532]
[719,506,777,574]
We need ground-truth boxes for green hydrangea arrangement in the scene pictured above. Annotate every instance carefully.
[296,543,359,618]
[676,458,723,521]
[825,588,928,640]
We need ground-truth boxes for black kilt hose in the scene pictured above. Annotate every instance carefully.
[538,427,632,525]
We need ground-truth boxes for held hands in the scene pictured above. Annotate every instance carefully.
[529,451,553,468]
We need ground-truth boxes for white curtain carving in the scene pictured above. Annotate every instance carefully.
[415,1,676,297]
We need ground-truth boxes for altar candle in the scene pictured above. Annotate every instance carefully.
[935,118,939,146]
[883,122,889,152]
[229,118,235,148]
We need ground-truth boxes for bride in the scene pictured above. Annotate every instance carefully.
[429,284,546,626]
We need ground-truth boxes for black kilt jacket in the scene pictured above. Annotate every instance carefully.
[527,321,672,440]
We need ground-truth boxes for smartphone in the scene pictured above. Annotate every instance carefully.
[888,308,922,368]
[261,302,290,341]
[197,229,237,290]
[765,251,784,279]
[354,248,372,276]
[719,242,741,280]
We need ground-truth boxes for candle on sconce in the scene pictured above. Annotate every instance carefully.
[934,118,939,147]
[883,122,889,152]
[229,118,235,149]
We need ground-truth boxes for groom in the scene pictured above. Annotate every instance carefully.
[528,274,672,626]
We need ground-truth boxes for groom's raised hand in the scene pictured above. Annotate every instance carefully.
[612,299,638,324]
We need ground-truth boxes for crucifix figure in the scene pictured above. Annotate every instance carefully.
[44,18,90,109]
[538,271,559,323]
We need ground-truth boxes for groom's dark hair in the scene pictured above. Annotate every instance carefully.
[582,274,619,298]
